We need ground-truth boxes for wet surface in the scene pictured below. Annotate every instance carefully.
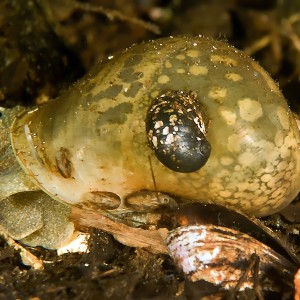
[1,0,300,299]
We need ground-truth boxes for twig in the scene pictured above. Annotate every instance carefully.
[244,13,300,57]
[0,231,44,270]
[73,1,161,35]
[227,253,263,300]
[244,35,271,56]
[71,207,168,254]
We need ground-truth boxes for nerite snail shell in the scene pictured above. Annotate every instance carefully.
[166,203,298,291]
[10,36,300,217]
[167,225,295,291]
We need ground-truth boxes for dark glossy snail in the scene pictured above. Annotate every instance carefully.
[146,90,211,172]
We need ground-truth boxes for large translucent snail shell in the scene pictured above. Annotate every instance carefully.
[10,36,300,216]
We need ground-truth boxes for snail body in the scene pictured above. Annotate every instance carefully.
[9,36,300,216]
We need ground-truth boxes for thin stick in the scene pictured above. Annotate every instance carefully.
[74,2,161,34]
[227,253,262,300]
[0,231,44,270]
[148,155,160,200]
[71,207,168,254]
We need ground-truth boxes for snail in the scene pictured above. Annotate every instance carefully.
[1,36,300,249]
[166,203,299,292]
[146,90,211,172]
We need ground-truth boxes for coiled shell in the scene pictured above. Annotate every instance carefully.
[146,90,211,172]
[167,203,298,291]
[167,224,296,290]
[10,36,300,216]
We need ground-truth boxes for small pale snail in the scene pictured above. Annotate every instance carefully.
[1,36,300,249]
[7,35,300,217]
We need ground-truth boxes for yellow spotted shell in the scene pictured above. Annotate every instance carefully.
[11,36,300,216]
